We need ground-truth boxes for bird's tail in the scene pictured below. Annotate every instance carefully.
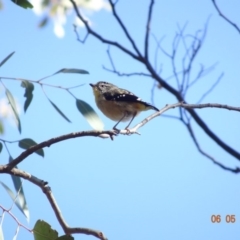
[144,102,159,111]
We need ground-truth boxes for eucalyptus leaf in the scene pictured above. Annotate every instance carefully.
[8,157,30,221]
[11,0,33,9]
[48,99,71,123]
[0,51,15,68]
[38,17,49,28]
[76,99,104,130]
[18,138,44,157]
[0,142,3,153]
[54,68,89,75]
[0,176,30,222]
[5,89,21,133]
[0,121,3,134]
[21,80,34,112]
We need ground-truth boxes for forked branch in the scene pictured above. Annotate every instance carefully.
[70,0,240,162]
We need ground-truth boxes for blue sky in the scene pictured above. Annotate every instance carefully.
[0,0,240,240]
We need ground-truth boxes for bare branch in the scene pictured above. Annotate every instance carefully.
[0,204,32,233]
[145,58,240,160]
[73,24,89,43]
[103,46,152,77]
[6,130,117,169]
[119,102,240,135]
[180,102,240,111]
[103,46,151,77]
[152,34,172,59]
[103,66,151,77]
[70,0,240,161]
[197,72,223,103]
[187,62,219,88]
[144,0,154,60]
[212,0,240,34]
[70,0,141,61]
[181,17,210,95]
[0,166,108,240]
[184,122,240,173]
[108,0,143,58]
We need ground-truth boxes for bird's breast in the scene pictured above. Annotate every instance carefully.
[96,99,138,122]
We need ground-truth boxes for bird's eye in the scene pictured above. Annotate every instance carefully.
[100,85,104,88]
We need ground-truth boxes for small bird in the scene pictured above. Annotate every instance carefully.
[90,81,159,131]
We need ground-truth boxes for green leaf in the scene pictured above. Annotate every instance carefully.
[54,68,89,75]
[8,156,30,221]
[76,99,104,130]
[33,220,58,240]
[0,51,15,68]
[0,142,3,153]
[0,169,30,222]
[0,121,3,134]
[38,17,49,28]
[5,88,21,133]
[21,80,34,112]
[19,138,44,157]
[48,99,71,123]
[11,0,33,9]
[38,68,89,81]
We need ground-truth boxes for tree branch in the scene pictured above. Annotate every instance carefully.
[70,0,142,62]
[5,102,239,170]
[119,102,240,135]
[103,46,151,77]
[183,122,240,173]
[108,0,143,58]
[144,0,154,60]
[6,130,117,169]
[212,0,240,34]
[71,0,240,161]
[0,166,107,240]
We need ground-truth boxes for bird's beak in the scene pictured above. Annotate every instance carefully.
[89,83,95,88]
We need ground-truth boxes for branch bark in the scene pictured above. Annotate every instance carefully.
[212,0,240,34]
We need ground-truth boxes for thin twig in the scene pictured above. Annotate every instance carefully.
[0,205,32,233]
[0,76,84,91]
[103,66,151,77]
[108,0,143,58]
[212,0,240,34]
[144,0,154,60]
[120,102,240,135]
[197,72,223,103]
[70,0,141,62]
[185,122,240,173]
[103,46,151,77]
[187,62,218,88]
